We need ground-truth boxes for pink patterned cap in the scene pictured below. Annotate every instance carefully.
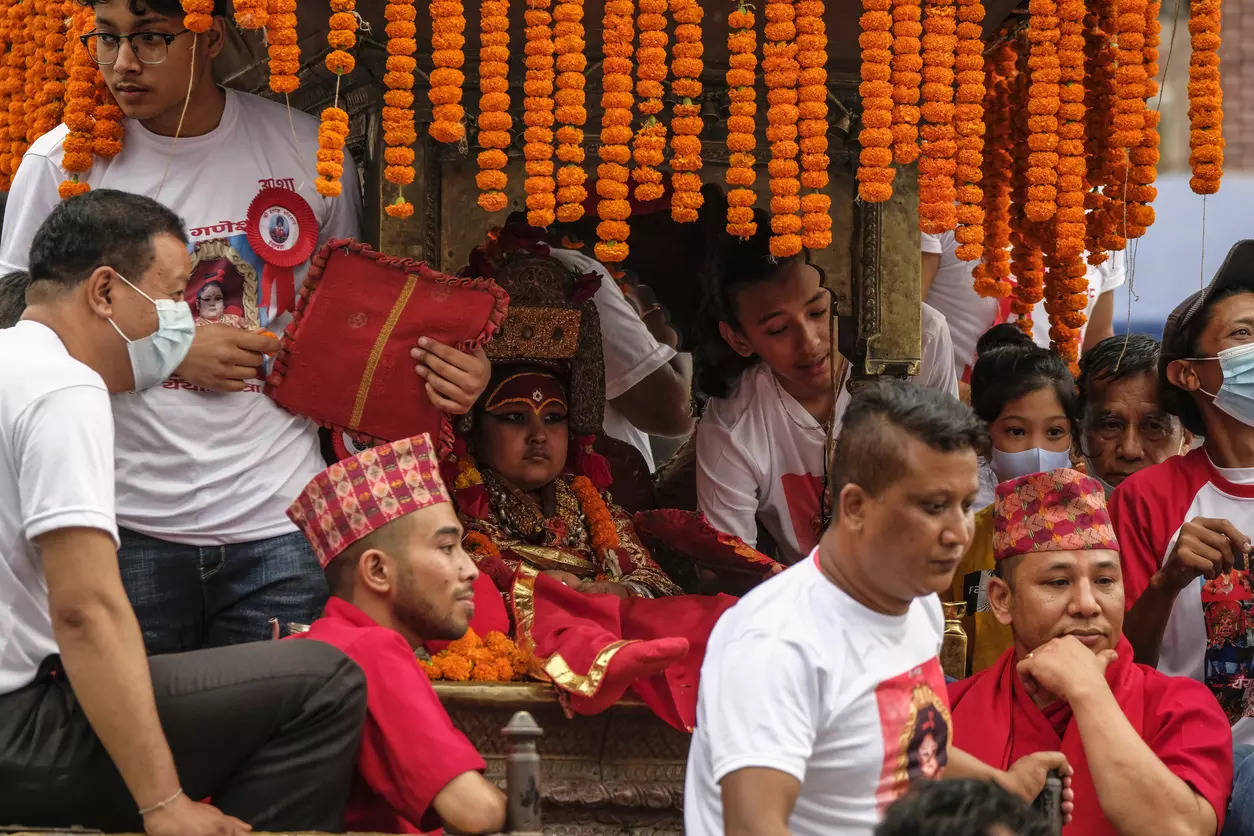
[992,468,1119,562]
[287,433,451,568]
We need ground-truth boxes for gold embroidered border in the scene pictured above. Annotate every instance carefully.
[509,542,596,573]
[349,272,419,427]
[511,564,636,697]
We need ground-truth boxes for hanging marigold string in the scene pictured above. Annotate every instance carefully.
[764,0,802,257]
[725,1,757,237]
[1126,0,1161,237]
[523,0,556,227]
[669,0,703,223]
[857,0,894,202]
[32,1,70,142]
[796,0,830,248]
[1024,0,1060,225]
[1008,31,1044,334]
[889,0,921,165]
[429,0,467,143]
[1187,0,1222,194]
[917,0,957,232]
[383,0,418,218]
[476,0,511,212]
[1082,4,1116,261]
[24,0,51,145]
[631,0,668,203]
[315,107,349,197]
[0,13,17,187]
[266,0,301,94]
[553,0,588,223]
[4,0,33,178]
[232,0,268,29]
[595,0,634,262]
[58,9,96,199]
[951,0,984,260]
[973,35,1014,298]
[180,0,213,32]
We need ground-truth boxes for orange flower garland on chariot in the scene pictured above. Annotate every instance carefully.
[724,2,757,238]
[764,0,802,257]
[630,0,668,204]
[266,0,301,94]
[429,0,467,143]
[382,0,418,218]
[523,0,557,227]
[668,0,703,223]
[857,0,895,203]
[917,0,957,233]
[476,0,512,213]
[796,0,831,249]
[1186,0,1222,195]
[889,0,922,166]
[595,0,634,262]
[951,0,985,261]
[553,0,588,223]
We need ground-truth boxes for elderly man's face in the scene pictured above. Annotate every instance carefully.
[1083,372,1187,487]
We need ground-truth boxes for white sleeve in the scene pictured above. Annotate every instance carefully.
[917,304,959,398]
[0,151,66,273]
[700,633,821,783]
[696,415,762,547]
[319,147,364,243]
[920,231,943,254]
[16,385,119,545]
[1098,250,1127,294]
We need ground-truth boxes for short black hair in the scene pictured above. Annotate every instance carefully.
[831,380,987,505]
[1077,334,1162,417]
[78,0,228,19]
[0,271,29,328]
[1162,284,1254,436]
[876,779,1052,836]
[969,342,1079,436]
[28,189,187,291]
[976,323,1035,356]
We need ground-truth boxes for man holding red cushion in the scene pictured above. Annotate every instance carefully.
[950,469,1232,836]
[286,432,507,835]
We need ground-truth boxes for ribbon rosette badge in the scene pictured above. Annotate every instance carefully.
[246,187,319,319]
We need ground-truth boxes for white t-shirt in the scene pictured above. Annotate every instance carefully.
[549,247,677,472]
[685,550,950,835]
[0,322,119,694]
[1028,250,1127,349]
[921,230,1002,378]
[0,89,363,545]
[696,306,958,564]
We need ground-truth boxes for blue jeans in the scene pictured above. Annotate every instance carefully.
[1225,743,1254,836]
[118,527,328,655]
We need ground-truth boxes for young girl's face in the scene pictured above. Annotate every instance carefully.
[989,386,1072,453]
[720,261,833,397]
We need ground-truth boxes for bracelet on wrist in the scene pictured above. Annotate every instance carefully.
[139,787,184,816]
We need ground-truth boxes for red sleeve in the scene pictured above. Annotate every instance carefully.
[1145,675,1234,832]
[345,631,487,831]
[1109,451,1210,608]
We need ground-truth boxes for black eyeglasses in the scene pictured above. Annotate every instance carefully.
[80,29,192,65]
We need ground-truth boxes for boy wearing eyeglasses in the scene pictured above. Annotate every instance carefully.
[0,0,490,655]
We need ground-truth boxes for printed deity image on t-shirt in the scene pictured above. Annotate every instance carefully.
[872,662,951,812]
[188,243,261,332]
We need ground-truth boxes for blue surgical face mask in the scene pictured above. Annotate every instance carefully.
[107,273,195,392]
[989,445,1074,483]
[1189,343,1254,428]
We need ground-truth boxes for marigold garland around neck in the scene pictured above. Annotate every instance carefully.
[266,0,301,94]
[553,0,588,223]
[523,0,557,227]
[724,1,757,238]
[763,0,802,258]
[429,0,467,143]
[668,0,703,224]
[594,0,634,263]
[630,0,668,204]
[476,0,512,213]
[57,9,97,199]
[856,0,894,202]
[382,0,418,218]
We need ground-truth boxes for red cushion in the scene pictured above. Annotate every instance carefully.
[632,509,783,577]
[266,239,507,454]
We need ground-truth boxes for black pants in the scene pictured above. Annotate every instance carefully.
[0,639,366,832]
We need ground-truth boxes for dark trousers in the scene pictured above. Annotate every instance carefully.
[0,639,366,832]
[118,527,329,654]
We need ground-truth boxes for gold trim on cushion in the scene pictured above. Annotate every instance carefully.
[511,563,636,697]
[486,307,582,360]
[349,271,419,427]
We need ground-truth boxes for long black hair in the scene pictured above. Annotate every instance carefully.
[968,329,1080,435]
[693,186,815,398]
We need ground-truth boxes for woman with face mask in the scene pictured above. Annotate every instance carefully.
[943,329,1081,674]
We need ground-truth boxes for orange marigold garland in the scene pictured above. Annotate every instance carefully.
[420,627,531,682]
[1083,4,1117,260]
[24,0,51,145]
[553,0,587,223]
[669,0,703,223]
[889,0,922,165]
[476,0,511,212]
[857,0,894,202]
[33,0,71,142]
[314,107,349,197]
[951,0,984,260]
[1008,32,1044,334]
[764,0,802,257]
[523,0,556,227]
[1024,0,1060,225]
[382,0,417,218]
[631,0,668,203]
[4,0,33,178]
[1125,0,1161,237]
[429,0,467,143]
[233,0,268,29]
[181,0,214,32]
[58,9,96,199]
[796,0,830,248]
[1187,0,1221,195]
[973,36,1015,297]
[326,0,358,75]
[725,1,757,238]
[917,0,957,232]
[92,80,124,159]
[595,0,634,262]
[571,475,622,552]
[266,0,301,94]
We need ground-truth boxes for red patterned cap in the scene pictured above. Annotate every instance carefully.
[992,468,1119,562]
[287,433,451,568]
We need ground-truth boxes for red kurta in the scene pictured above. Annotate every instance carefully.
[948,637,1233,835]
[302,598,487,833]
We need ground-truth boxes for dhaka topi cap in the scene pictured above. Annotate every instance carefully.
[992,468,1119,562]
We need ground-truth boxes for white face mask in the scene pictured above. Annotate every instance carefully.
[1190,343,1254,428]
[989,446,1074,483]
[107,272,195,392]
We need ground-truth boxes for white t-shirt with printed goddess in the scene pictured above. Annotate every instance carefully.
[549,247,677,472]
[684,550,950,836]
[0,322,119,695]
[696,304,958,564]
[0,89,363,545]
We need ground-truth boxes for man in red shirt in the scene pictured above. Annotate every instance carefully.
[951,469,1232,835]
[286,433,506,834]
